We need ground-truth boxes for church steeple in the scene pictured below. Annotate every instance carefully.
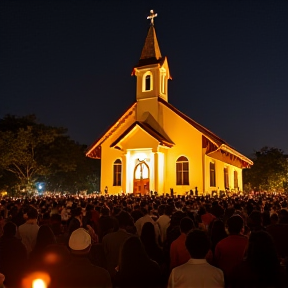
[140,24,162,61]
[132,10,171,105]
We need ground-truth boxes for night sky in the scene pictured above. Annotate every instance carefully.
[1,0,287,158]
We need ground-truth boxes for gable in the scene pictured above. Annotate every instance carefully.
[110,121,174,150]
[86,102,137,159]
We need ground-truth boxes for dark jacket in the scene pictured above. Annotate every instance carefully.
[0,235,28,287]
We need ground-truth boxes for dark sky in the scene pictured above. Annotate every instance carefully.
[1,0,287,158]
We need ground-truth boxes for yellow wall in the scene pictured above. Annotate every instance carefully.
[159,102,204,194]
[204,155,243,194]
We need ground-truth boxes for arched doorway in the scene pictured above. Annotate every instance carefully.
[133,160,149,195]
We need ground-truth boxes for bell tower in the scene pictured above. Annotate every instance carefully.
[132,10,171,108]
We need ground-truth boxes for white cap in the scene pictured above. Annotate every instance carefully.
[69,228,91,251]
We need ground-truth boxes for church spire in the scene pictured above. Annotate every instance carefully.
[139,10,162,62]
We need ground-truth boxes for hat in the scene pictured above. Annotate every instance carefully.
[69,228,91,251]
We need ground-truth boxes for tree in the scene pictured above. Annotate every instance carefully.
[0,115,82,193]
[43,145,100,194]
[243,146,288,193]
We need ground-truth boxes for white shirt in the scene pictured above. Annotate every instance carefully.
[18,220,39,255]
[168,258,224,288]
[156,214,170,244]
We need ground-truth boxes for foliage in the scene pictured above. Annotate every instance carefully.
[0,114,99,194]
[243,146,288,193]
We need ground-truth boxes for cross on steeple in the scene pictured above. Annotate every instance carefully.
[147,10,157,25]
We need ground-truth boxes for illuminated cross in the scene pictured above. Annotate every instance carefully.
[147,10,158,25]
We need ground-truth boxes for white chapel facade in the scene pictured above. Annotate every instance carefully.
[86,11,253,195]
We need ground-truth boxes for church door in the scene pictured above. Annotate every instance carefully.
[133,161,149,195]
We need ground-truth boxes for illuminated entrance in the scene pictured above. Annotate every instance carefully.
[133,160,149,195]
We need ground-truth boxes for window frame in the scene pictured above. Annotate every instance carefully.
[176,156,189,185]
[113,159,122,186]
[210,162,216,187]
[224,167,229,189]
[234,170,238,190]
[142,71,153,92]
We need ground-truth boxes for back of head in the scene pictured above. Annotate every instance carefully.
[164,205,173,216]
[3,221,17,237]
[180,217,195,234]
[170,211,186,226]
[35,225,56,250]
[100,206,110,216]
[140,222,155,244]
[211,219,227,241]
[27,206,38,220]
[119,236,147,271]
[248,210,262,229]
[117,210,133,228]
[227,214,244,234]
[247,230,280,284]
[68,228,91,255]
[185,229,210,259]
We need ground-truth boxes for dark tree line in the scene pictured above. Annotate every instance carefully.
[0,114,100,195]
[243,146,288,193]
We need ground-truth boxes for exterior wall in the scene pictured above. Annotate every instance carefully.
[135,65,161,101]
[204,155,243,194]
[136,98,159,122]
[100,102,245,195]
[160,103,204,195]
[99,108,136,194]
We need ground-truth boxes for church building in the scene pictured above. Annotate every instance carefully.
[86,10,253,195]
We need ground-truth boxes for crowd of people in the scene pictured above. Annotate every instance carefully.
[0,192,288,288]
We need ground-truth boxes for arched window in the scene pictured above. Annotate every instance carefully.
[113,159,122,186]
[142,71,153,92]
[224,167,229,189]
[176,156,189,185]
[210,162,216,187]
[145,75,151,91]
[234,171,238,190]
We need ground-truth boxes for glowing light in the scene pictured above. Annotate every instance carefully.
[32,279,46,288]
[21,272,50,288]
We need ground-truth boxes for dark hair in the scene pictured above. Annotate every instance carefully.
[140,222,156,246]
[227,215,243,234]
[248,210,262,228]
[246,231,281,286]
[118,236,149,272]
[3,221,17,237]
[180,217,195,234]
[100,206,110,216]
[27,207,38,219]
[33,225,56,252]
[116,211,134,228]
[185,229,210,259]
[210,220,227,251]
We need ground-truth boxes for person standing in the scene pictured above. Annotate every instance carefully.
[18,206,39,255]
[58,228,112,288]
[170,217,194,270]
[214,215,248,285]
[102,211,133,279]
[0,222,27,287]
[168,229,224,288]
